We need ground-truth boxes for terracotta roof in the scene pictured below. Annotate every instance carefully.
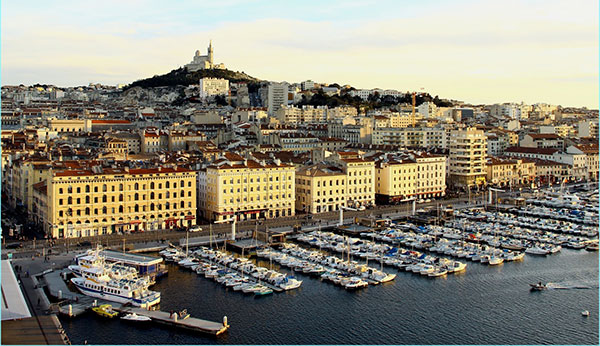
[91,120,131,124]
[53,167,193,177]
[505,147,559,155]
[528,133,562,139]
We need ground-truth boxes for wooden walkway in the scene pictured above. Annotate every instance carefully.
[113,307,229,336]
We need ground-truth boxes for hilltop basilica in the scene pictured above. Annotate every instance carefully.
[185,41,225,72]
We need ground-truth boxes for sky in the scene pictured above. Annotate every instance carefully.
[1,0,598,108]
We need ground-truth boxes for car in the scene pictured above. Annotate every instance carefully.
[189,226,202,232]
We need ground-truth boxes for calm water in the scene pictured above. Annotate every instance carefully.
[60,248,598,345]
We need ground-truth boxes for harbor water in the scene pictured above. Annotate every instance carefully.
[60,248,598,344]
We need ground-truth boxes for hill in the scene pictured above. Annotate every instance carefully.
[125,67,260,89]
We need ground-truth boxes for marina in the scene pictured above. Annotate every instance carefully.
[30,187,599,344]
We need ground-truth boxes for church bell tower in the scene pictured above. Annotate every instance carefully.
[208,40,214,65]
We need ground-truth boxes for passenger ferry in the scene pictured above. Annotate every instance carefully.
[71,265,161,308]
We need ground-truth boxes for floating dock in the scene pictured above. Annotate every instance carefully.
[113,307,229,336]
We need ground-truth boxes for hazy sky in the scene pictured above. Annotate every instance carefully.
[2,0,598,108]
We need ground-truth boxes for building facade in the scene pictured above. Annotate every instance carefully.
[39,167,197,238]
[448,127,487,187]
[200,157,295,221]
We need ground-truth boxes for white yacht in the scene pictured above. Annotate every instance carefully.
[525,246,549,255]
[71,266,160,308]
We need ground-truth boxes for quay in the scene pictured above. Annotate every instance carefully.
[112,306,229,336]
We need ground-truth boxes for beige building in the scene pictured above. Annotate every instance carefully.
[327,106,357,120]
[47,118,90,133]
[372,151,446,204]
[486,157,536,187]
[448,127,487,187]
[106,138,128,155]
[295,163,346,213]
[199,155,295,221]
[327,152,375,208]
[275,105,327,124]
[566,144,599,181]
[141,130,168,153]
[108,132,141,154]
[199,77,230,98]
[36,166,197,238]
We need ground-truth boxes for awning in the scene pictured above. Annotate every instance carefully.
[217,211,235,215]
[184,215,195,220]
[165,218,178,222]
[129,220,142,224]
[243,209,267,215]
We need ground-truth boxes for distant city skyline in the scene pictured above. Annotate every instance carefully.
[1,0,598,108]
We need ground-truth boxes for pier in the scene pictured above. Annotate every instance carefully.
[113,307,229,336]
[40,266,230,336]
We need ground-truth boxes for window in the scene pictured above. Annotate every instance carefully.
[102,184,107,192]
[76,187,81,193]
[59,188,63,194]
[59,199,63,205]
[68,197,73,204]
[119,184,123,191]
[134,193,139,201]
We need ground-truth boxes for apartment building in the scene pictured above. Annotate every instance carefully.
[275,105,327,124]
[520,133,564,150]
[199,77,229,98]
[485,157,536,187]
[267,82,290,115]
[199,155,295,221]
[37,166,197,238]
[448,127,487,187]
[372,151,446,204]
[327,152,375,208]
[295,163,346,213]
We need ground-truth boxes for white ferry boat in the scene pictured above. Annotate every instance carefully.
[71,265,160,308]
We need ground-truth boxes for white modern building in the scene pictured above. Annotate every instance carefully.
[199,78,230,98]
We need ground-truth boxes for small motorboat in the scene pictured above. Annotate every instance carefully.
[120,313,152,322]
[585,243,599,251]
[582,310,590,317]
[529,282,546,291]
[92,304,118,318]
